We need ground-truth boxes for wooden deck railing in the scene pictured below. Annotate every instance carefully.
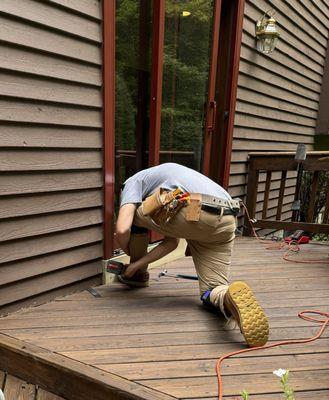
[243,151,329,235]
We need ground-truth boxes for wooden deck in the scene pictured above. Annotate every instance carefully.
[0,237,328,399]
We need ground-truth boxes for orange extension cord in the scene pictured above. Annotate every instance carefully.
[216,204,329,399]
[217,310,329,400]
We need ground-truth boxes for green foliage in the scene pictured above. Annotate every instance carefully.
[279,370,295,400]
[300,171,329,223]
[240,370,295,399]
[312,233,329,241]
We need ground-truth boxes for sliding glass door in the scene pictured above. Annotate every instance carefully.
[110,0,244,249]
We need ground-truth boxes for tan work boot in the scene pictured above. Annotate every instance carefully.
[224,281,269,347]
[118,270,150,288]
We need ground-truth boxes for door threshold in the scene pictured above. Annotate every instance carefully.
[103,239,187,285]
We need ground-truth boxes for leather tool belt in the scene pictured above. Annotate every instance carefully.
[142,187,187,225]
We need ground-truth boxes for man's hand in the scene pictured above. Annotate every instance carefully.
[115,203,137,255]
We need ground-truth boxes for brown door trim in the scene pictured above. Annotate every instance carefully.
[103,0,116,259]
[202,0,222,176]
[220,0,245,189]
[148,0,165,166]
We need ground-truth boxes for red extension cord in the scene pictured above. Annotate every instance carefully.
[216,204,329,399]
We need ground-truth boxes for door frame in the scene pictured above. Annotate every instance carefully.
[102,0,245,258]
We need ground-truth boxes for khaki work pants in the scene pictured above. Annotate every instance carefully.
[130,204,236,300]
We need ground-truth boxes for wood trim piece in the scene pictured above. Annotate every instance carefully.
[0,334,177,400]
[102,0,116,260]
[148,0,165,166]
[221,0,245,189]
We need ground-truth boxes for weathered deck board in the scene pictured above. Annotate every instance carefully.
[0,237,328,399]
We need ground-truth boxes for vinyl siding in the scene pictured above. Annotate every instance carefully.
[230,0,329,223]
[0,0,103,314]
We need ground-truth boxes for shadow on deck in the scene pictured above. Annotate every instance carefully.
[0,237,328,400]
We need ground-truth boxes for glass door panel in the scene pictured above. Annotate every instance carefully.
[159,0,214,171]
[115,0,152,216]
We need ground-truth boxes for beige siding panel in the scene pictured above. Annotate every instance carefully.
[0,16,101,64]
[236,102,316,127]
[0,99,102,127]
[231,151,251,163]
[0,190,103,219]
[229,177,297,199]
[0,1,103,311]
[0,261,103,306]
[0,125,102,149]
[234,114,314,136]
[0,226,103,264]
[249,0,328,52]
[230,0,328,217]
[229,174,296,191]
[0,44,101,85]
[229,172,296,188]
[238,74,319,110]
[285,0,329,38]
[309,0,329,20]
[256,185,296,203]
[242,31,323,82]
[0,0,101,42]
[236,87,317,119]
[0,209,102,242]
[0,243,103,286]
[244,3,326,67]
[0,276,102,316]
[254,205,293,222]
[255,194,295,213]
[0,171,102,195]
[239,61,320,101]
[233,128,314,144]
[0,72,102,107]
[47,0,101,20]
[0,149,102,171]
[230,163,247,175]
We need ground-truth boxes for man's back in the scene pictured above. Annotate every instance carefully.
[121,163,231,206]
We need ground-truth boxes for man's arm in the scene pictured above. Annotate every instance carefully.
[115,203,137,255]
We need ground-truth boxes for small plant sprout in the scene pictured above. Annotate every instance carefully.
[241,389,249,399]
[273,369,295,400]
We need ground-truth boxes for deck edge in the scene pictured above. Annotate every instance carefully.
[0,332,178,400]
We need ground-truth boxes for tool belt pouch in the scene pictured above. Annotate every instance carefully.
[141,188,172,216]
[151,201,184,225]
[185,194,201,222]
[142,188,184,225]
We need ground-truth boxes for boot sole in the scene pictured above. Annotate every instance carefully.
[117,274,149,288]
[226,281,269,347]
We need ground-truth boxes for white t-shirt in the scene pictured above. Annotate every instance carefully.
[120,163,232,206]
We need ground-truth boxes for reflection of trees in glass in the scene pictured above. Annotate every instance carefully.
[116,0,139,151]
[161,0,213,169]
[116,0,213,170]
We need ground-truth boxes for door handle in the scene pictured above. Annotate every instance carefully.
[207,100,217,132]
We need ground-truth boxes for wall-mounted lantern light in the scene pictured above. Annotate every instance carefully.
[255,15,280,54]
